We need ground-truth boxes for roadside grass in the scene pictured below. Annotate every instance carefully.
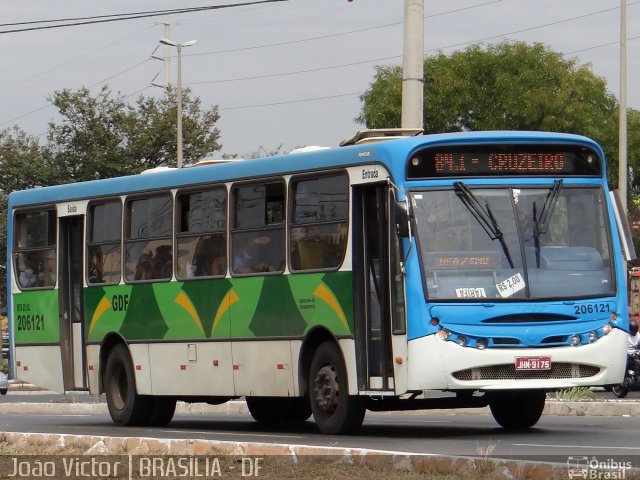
[551,387,598,402]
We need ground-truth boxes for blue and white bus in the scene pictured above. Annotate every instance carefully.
[7,129,634,434]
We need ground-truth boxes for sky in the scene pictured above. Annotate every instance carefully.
[0,0,638,159]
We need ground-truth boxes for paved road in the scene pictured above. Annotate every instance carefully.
[1,406,640,463]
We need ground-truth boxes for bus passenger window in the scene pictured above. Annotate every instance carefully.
[289,174,348,272]
[124,195,173,282]
[176,188,227,279]
[87,200,122,285]
[231,182,285,275]
[13,209,57,290]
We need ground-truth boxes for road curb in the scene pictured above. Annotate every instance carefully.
[0,399,639,416]
[0,431,571,479]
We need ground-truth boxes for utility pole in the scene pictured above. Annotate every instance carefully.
[618,0,628,213]
[156,21,173,95]
[401,0,424,129]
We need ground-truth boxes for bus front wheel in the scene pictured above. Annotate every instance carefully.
[308,341,365,434]
[104,344,151,426]
[489,390,546,429]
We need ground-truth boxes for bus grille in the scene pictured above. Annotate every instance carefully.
[452,363,600,381]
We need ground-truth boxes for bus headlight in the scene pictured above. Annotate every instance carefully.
[436,329,450,340]
[602,323,612,335]
[588,331,597,343]
[570,335,582,346]
[476,338,487,350]
[456,336,467,347]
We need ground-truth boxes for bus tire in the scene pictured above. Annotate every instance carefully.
[308,341,365,434]
[284,397,312,422]
[246,397,311,423]
[489,390,546,429]
[104,344,151,426]
[146,397,177,426]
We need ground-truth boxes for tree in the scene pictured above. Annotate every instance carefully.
[130,88,221,169]
[47,85,222,180]
[0,127,57,289]
[358,42,627,185]
[0,86,223,301]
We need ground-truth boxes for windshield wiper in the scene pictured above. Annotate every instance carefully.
[454,182,514,268]
[532,179,563,267]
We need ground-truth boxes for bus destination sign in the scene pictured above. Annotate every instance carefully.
[407,144,602,179]
[434,152,565,175]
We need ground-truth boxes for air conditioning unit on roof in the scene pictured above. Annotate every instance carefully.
[340,128,423,147]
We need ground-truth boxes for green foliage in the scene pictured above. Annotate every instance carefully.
[131,88,221,169]
[358,41,628,187]
[0,86,222,300]
[552,387,597,401]
[46,86,222,180]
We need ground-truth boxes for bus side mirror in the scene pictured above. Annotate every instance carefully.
[395,201,411,238]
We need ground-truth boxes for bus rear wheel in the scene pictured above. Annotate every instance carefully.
[246,396,311,423]
[104,344,151,426]
[309,341,365,434]
[489,390,546,429]
[146,397,177,426]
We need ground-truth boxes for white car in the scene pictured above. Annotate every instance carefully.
[0,372,8,395]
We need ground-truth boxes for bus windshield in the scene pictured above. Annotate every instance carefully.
[413,185,614,300]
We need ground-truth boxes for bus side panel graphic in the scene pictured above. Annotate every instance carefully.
[84,271,354,342]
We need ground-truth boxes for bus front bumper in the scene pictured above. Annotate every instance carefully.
[406,328,627,391]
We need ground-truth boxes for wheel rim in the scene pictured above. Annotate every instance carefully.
[312,364,339,415]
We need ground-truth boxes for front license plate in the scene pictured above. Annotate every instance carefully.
[515,356,551,371]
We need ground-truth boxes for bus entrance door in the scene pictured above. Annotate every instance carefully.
[353,185,397,394]
[58,216,88,391]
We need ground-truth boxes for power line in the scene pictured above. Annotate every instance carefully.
[427,1,640,54]
[0,1,287,35]
[186,0,505,57]
[186,55,401,85]
[221,92,362,110]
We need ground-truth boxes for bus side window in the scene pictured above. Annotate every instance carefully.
[87,200,122,285]
[289,173,348,272]
[231,181,285,275]
[175,187,227,280]
[124,194,173,282]
[13,210,57,290]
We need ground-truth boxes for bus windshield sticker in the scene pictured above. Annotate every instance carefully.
[496,273,525,298]
[455,287,487,298]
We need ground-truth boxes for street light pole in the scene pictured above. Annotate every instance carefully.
[619,0,628,213]
[159,38,198,168]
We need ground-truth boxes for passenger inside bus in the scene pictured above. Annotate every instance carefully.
[88,246,105,283]
[18,253,39,288]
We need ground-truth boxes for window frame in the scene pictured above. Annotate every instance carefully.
[288,171,350,273]
[230,178,286,277]
[86,198,123,286]
[123,192,174,284]
[12,208,57,291]
[175,185,228,281]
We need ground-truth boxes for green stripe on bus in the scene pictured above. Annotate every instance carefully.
[84,271,354,342]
